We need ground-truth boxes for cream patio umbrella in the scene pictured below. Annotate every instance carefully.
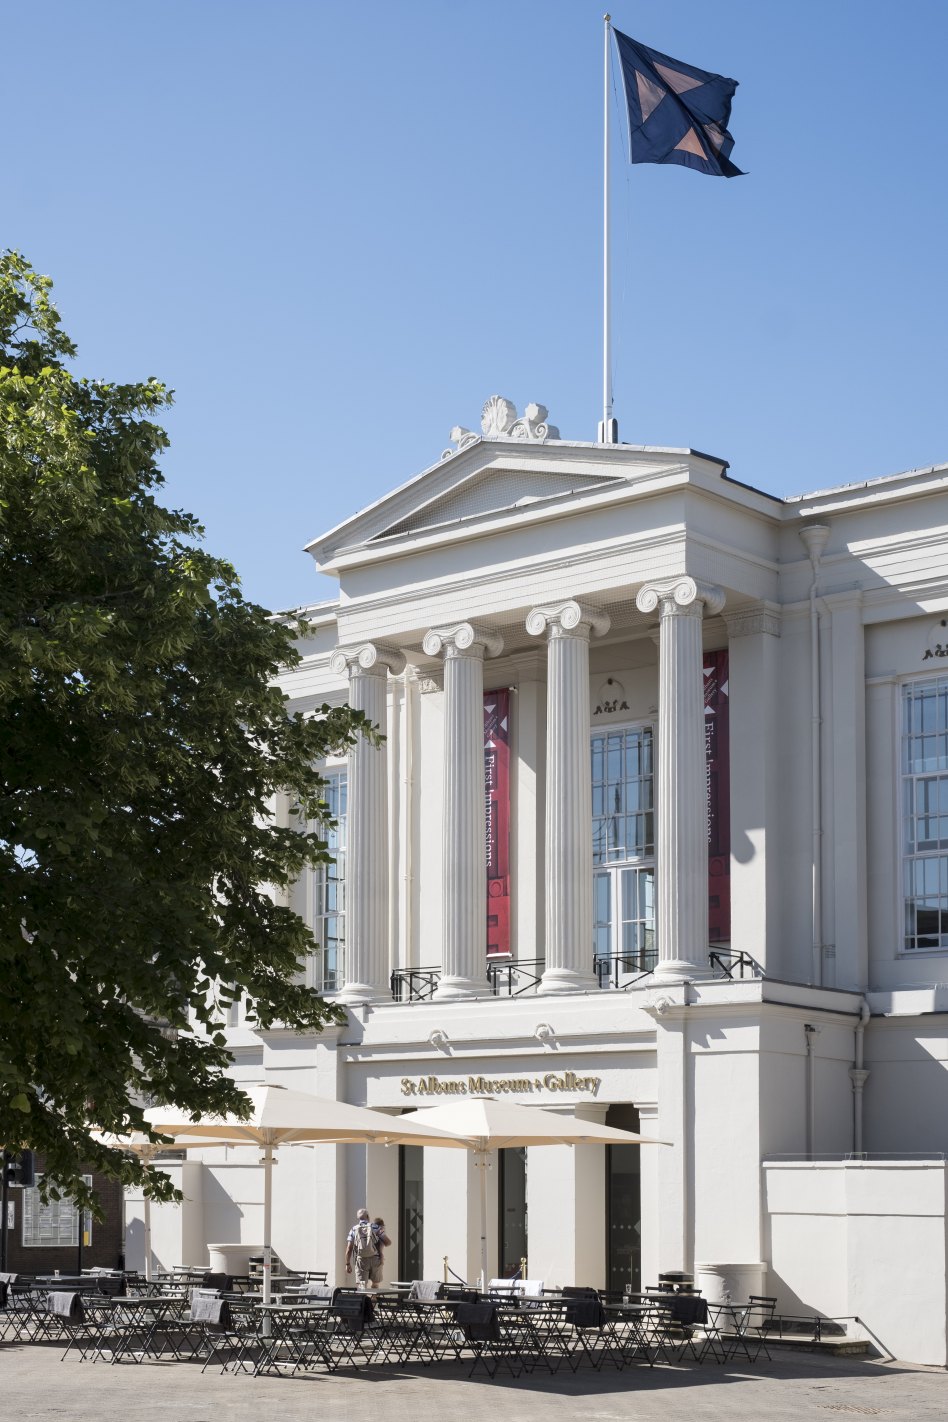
[143,1083,466,1304]
[404,1096,670,1291]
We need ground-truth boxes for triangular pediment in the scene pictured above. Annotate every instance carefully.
[304,391,730,572]
[305,437,638,568]
[373,464,620,542]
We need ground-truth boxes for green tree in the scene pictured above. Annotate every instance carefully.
[0,252,365,1208]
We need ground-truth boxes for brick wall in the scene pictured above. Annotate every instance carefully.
[3,1162,124,1274]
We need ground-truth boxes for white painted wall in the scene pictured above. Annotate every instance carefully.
[765,1161,947,1367]
[124,1161,206,1273]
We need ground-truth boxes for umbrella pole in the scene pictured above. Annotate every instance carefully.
[143,1191,152,1283]
[476,1148,488,1293]
[263,1144,274,1306]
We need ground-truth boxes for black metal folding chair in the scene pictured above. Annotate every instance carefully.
[200,1296,261,1373]
[322,1291,375,1370]
[456,1301,522,1379]
[560,1289,623,1371]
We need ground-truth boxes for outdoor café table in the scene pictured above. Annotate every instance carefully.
[703,1301,771,1364]
[527,1292,623,1374]
[609,1297,682,1366]
[380,1293,466,1368]
[10,1279,104,1344]
[391,1295,467,1367]
[104,1293,192,1362]
[603,1301,656,1368]
[254,1299,332,1376]
[472,1294,560,1375]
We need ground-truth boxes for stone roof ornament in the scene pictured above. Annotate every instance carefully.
[443,396,560,459]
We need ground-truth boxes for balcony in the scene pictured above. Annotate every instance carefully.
[389,946,762,1003]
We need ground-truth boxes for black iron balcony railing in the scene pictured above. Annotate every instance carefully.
[708,946,763,979]
[486,958,544,997]
[594,949,658,990]
[390,967,440,1002]
[389,946,764,1002]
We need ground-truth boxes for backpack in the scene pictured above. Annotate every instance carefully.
[356,1221,378,1261]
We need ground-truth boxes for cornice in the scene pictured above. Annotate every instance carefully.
[322,466,697,572]
[821,587,864,613]
[306,439,741,567]
[784,464,948,520]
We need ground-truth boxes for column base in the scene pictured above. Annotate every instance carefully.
[432,975,485,1002]
[336,983,388,1006]
[538,967,598,996]
[652,958,713,985]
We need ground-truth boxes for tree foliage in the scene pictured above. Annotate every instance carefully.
[0,252,365,1207]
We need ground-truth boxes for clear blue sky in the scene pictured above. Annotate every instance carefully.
[6,0,947,611]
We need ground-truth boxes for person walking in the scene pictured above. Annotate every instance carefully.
[345,1207,390,1289]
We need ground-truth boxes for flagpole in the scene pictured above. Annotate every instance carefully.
[599,14,618,444]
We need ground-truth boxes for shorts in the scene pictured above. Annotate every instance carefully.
[355,1257,383,1286]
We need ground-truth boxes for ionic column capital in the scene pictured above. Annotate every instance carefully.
[635,577,725,619]
[423,622,504,661]
[526,599,610,642]
[330,641,406,677]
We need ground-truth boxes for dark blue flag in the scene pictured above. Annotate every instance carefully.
[613,29,744,178]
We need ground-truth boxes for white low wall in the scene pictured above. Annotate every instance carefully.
[764,1160,947,1367]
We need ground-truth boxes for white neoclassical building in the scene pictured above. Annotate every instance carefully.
[135,398,948,1365]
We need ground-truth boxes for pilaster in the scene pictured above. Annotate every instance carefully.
[723,603,781,972]
[823,590,868,990]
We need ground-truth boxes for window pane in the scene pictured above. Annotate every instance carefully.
[312,768,348,990]
[590,727,656,968]
[902,680,948,953]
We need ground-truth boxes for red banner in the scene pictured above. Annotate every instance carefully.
[703,650,731,943]
[484,690,511,956]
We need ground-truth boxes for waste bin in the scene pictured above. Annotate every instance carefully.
[657,1270,694,1292]
[694,1262,765,1304]
[207,1243,261,1276]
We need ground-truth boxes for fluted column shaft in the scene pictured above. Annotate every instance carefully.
[330,642,404,1004]
[635,578,725,981]
[528,601,610,995]
[423,623,503,1001]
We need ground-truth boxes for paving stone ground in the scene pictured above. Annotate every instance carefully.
[3,1342,947,1422]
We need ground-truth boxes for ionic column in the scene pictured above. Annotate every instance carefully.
[330,642,405,1004]
[635,577,725,981]
[527,600,610,995]
[422,622,503,1000]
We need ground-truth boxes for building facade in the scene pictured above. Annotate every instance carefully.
[135,399,948,1364]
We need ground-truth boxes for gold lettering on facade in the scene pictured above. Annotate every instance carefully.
[399,1072,601,1097]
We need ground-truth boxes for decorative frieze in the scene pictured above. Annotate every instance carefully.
[722,604,782,640]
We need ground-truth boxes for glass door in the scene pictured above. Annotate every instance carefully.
[499,1147,527,1278]
[398,1145,424,1282]
[606,1105,641,1293]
